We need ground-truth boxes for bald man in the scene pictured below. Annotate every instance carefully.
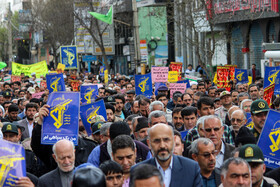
[135,123,202,187]
[38,139,75,187]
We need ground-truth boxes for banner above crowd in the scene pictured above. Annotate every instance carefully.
[12,61,48,78]
[135,73,153,99]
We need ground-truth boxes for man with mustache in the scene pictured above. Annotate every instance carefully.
[136,123,202,187]
[250,99,269,141]
[191,138,221,187]
[202,115,235,168]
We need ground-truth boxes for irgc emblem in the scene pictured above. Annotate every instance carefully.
[50,95,72,129]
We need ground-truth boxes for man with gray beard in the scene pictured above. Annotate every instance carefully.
[134,123,202,187]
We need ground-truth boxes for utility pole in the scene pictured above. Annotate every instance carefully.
[132,0,141,74]
[7,2,13,68]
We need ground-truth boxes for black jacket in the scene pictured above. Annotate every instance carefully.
[31,124,97,171]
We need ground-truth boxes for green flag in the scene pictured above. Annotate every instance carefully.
[89,6,113,25]
[0,62,7,70]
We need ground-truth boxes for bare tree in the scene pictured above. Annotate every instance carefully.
[32,0,74,66]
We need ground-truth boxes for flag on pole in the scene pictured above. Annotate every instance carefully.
[89,6,113,25]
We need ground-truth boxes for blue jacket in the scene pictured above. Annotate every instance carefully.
[134,155,203,187]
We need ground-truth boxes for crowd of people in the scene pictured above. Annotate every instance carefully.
[0,68,280,187]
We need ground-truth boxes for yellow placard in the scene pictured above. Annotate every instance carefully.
[248,76,252,85]
[12,61,48,78]
[57,63,65,72]
[168,71,178,82]
[213,72,217,84]
[104,69,108,85]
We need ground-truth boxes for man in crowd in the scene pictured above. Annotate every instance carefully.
[139,97,151,118]
[148,111,168,127]
[191,138,221,186]
[181,106,198,131]
[115,94,129,120]
[239,144,275,187]
[105,103,123,122]
[99,160,124,187]
[112,135,137,186]
[240,99,253,113]
[134,119,149,142]
[230,110,247,138]
[172,107,184,131]
[237,92,250,106]
[202,115,235,168]
[250,99,269,141]
[124,90,135,111]
[215,91,233,124]
[182,93,192,106]
[2,104,21,122]
[236,83,245,93]
[173,130,184,156]
[249,84,261,101]
[130,164,164,187]
[139,123,203,186]
[231,90,239,105]
[98,87,106,98]
[18,102,39,140]
[220,157,251,187]
[38,139,75,187]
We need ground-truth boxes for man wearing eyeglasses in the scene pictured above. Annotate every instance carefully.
[230,110,247,138]
[250,99,269,141]
[202,115,235,168]
[191,138,221,187]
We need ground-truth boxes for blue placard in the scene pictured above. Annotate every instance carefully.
[235,69,248,84]
[82,55,96,62]
[135,73,153,99]
[177,79,191,88]
[41,92,80,145]
[245,112,254,129]
[180,130,188,141]
[99,66,106,76]
[80,85,98,104]
[60,46,78,69]
[257,110,280,169]
[264,66,280,95]
[80,99,107,136]
[155,82,166,96]
[0,139,26,186]
[46,73,66,93]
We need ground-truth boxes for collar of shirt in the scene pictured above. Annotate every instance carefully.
[155,156,173,187]
[122,178,130,187]
[215,141,225,168]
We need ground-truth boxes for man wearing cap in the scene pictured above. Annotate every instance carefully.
[157,85,168,96]
[215,91,234,124]
[91,121,104,144]
[134,119,149,142]
[250,99,269,141]
[239,144,276,187]
[3,91,12,102]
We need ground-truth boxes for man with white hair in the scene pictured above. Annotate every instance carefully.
[150,101,172,123]
[230,110,247,137]
[38,139,75,187]
[240,99,253,113]
[202,115,235,168]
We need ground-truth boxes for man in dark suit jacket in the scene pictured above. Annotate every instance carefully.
[17,102,39,140]
[190,138,221,187]
[135,123,203,187]
[38,139,75,187]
